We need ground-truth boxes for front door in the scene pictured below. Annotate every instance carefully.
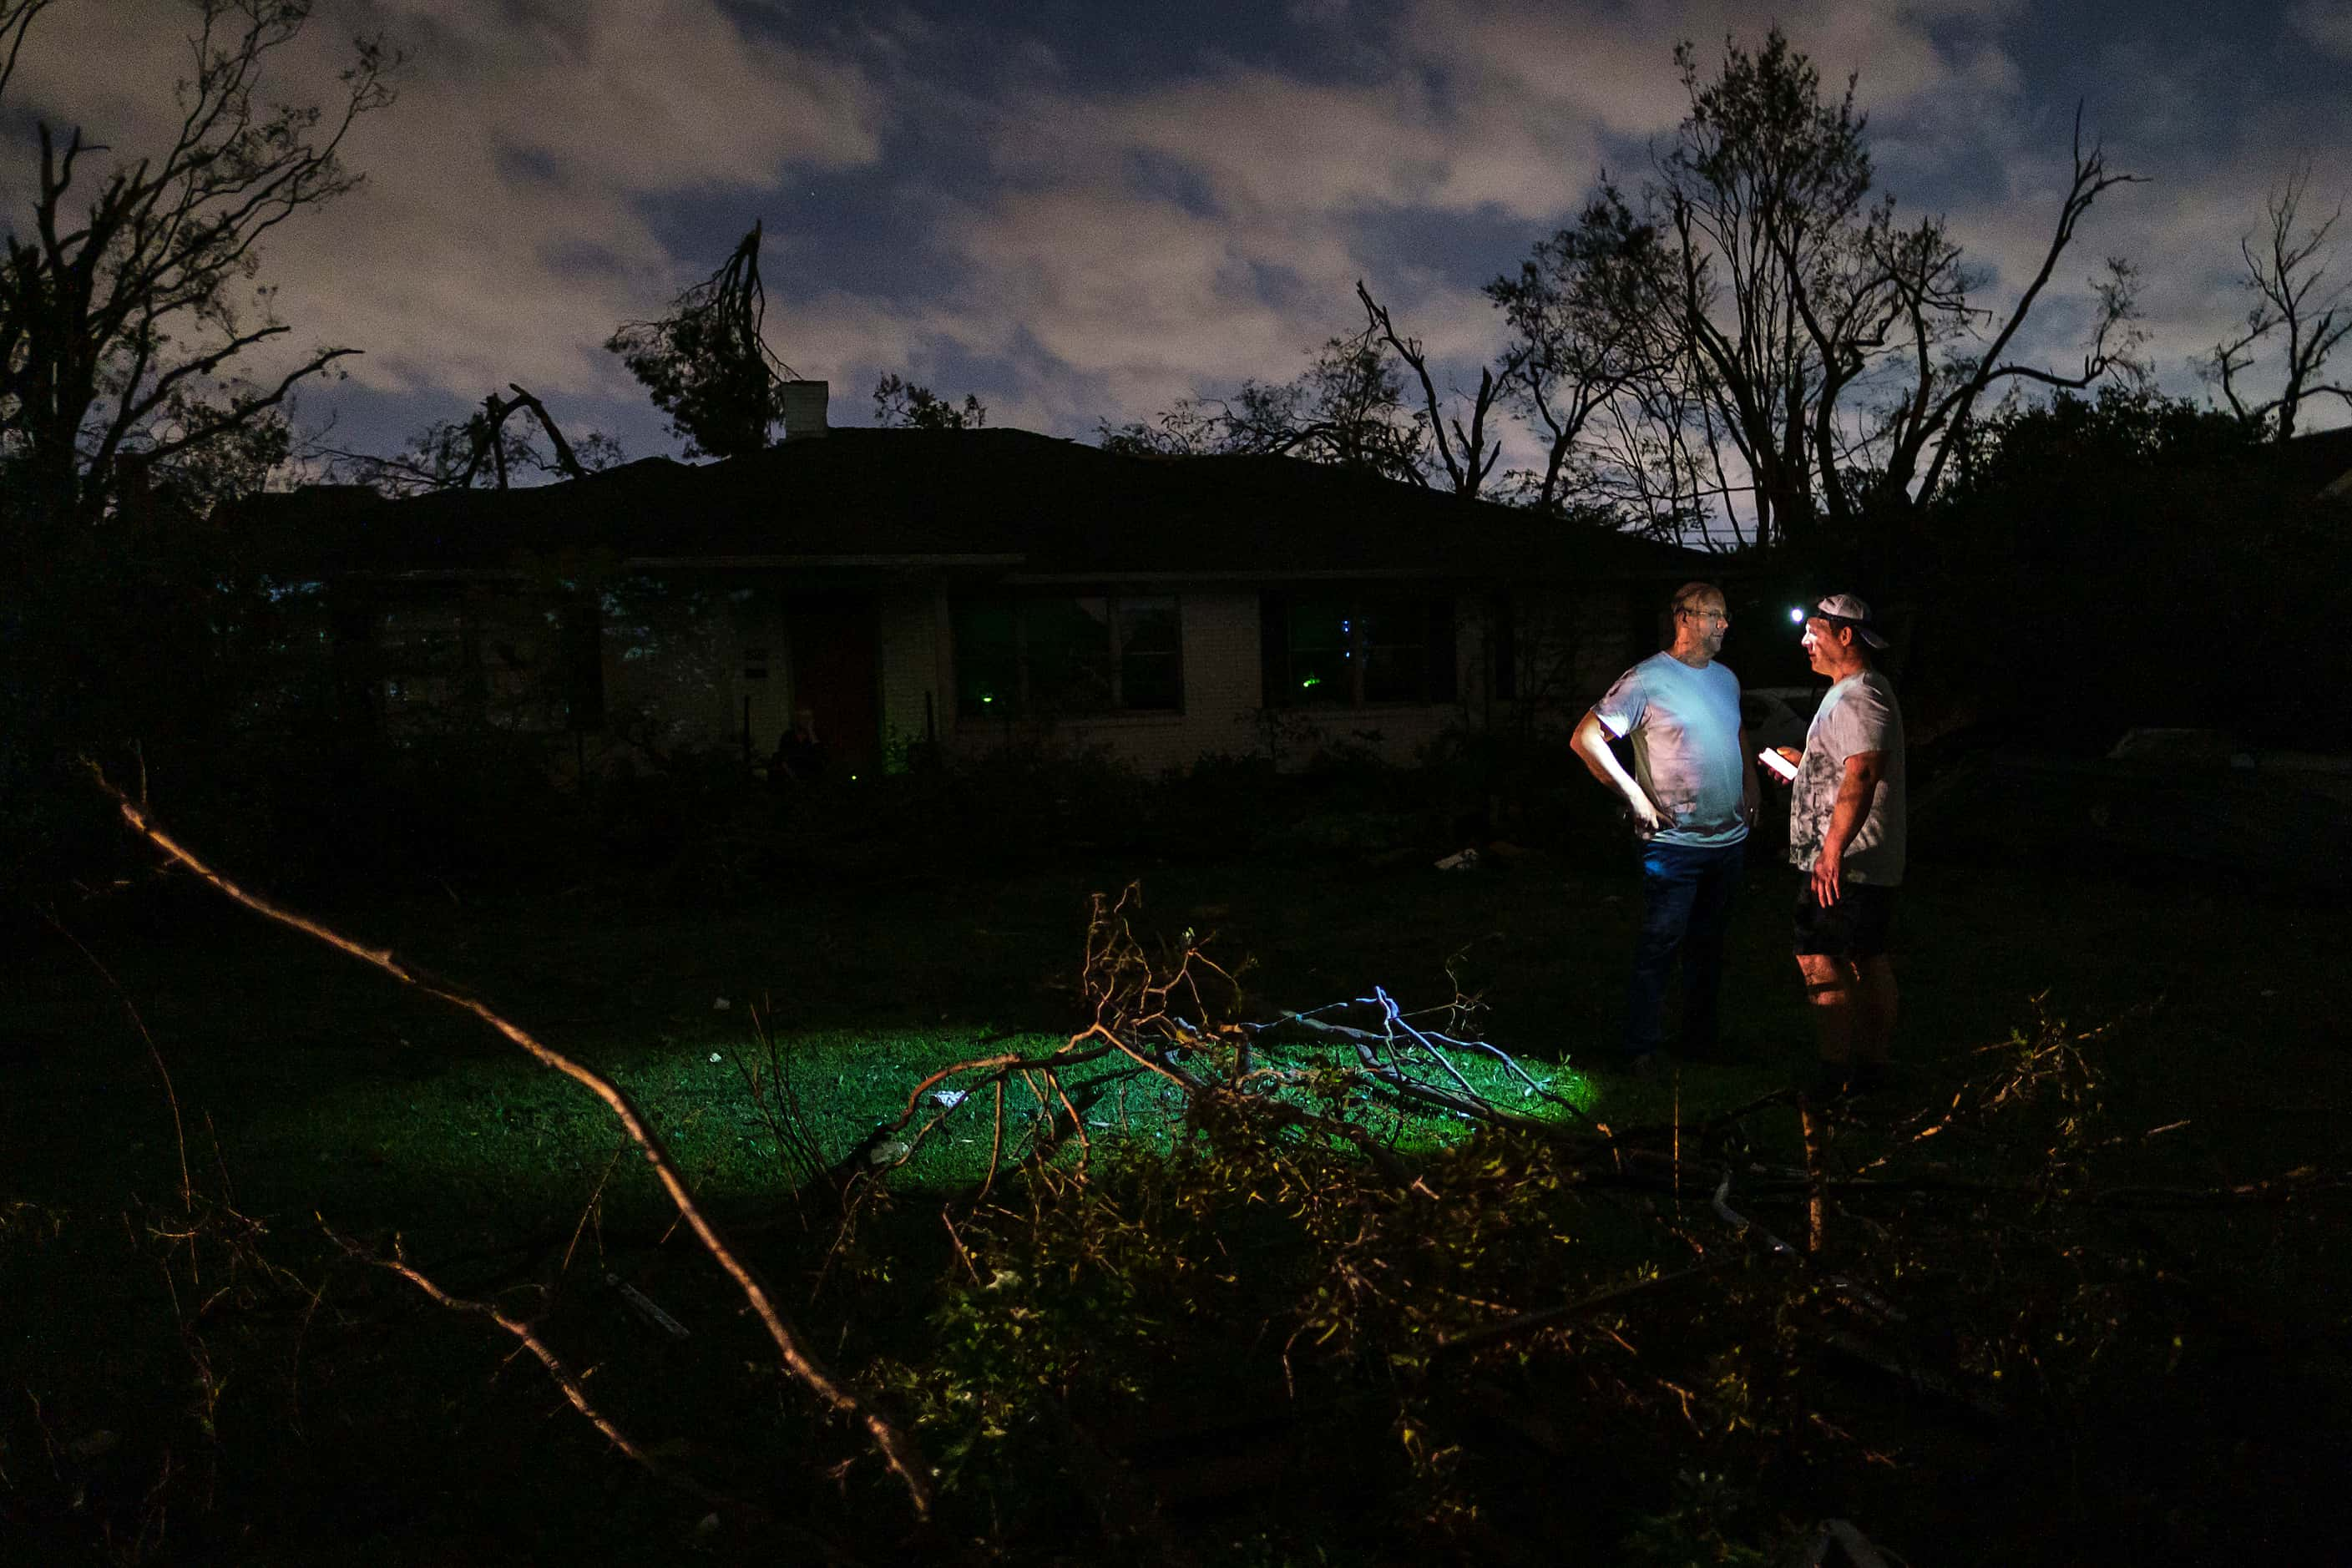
[786,597,880,778]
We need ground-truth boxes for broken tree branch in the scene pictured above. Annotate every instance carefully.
[90,765,934,1520]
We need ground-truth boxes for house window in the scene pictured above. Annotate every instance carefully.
[376,589,602,736]
[1490,591,1518,701]
[378,599,470,726]
[1262,592,1457,706]
[953,596,1182,717]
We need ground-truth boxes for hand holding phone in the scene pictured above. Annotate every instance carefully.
[1758,746,1799,783]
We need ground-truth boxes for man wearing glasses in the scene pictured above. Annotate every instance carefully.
[1572,581,1759,1076]
[1763,594,1906,1099]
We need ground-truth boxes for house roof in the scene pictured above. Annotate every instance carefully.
[251,427,1707,584]
[2277,422,2352,497]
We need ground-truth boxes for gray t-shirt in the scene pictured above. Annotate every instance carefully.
[1592,652,1749,848]
[1788,669,1906,885]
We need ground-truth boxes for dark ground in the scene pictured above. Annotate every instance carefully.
[4,821,2349,1564]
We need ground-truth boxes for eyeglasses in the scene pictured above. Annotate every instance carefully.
[1679,609,1729,623]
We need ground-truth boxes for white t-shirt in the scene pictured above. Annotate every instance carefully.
[1592,652,1749,848]
[1788,669,1906,885]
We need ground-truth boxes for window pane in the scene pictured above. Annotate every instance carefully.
[478,591,564,731]
[379,599,468,727]
[1288,597,1350,705]
[1425,594,1458,703]
[1361,598,1427,703]
[1122,653,1181,710]
[953,599,1018,716]
[1117,597,1178,655]
[1024,596,1113,715]
[1366,643,1427,703]
[1289,598,1348,652]
[1116,597,1181,711]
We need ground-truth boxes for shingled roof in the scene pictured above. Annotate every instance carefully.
[2277,422,2352,498]
[251,427,1704,583]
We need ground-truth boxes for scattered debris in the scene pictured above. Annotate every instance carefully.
[1790,1519,1890,1568]
[65,1429,119,1462]
[607,1272,691,1340]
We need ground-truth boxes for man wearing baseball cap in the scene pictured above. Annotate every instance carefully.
[1765,594,1906,1098]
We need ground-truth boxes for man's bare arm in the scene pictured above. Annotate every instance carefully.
[1571,710,1670,834]
[1811,751,1886,904]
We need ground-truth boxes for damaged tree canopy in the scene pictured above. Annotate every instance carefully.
[606,223,798,460]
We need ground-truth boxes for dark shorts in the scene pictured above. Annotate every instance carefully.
[1793,883,1898,959]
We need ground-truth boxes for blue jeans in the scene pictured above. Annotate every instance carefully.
[1626,838,1746,1060]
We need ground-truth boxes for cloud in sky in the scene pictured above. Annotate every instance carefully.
[3,0,2344,466]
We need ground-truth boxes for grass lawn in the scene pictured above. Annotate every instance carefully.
[3,842,2347,1561]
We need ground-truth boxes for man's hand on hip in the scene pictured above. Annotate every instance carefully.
[1630,795,1676,837]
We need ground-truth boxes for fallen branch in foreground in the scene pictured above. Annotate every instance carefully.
[91,766,934,1520]
[321,1224,716,1501]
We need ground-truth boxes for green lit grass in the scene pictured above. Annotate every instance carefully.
[230,1021,1606,1235]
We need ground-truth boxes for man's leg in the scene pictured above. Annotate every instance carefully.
[1626,844,1700,1063]
[1796,952,1859,1082]
[1854,955,1898,1068]
[1676,842,1744,1058]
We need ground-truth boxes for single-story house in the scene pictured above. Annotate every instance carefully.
[2281,422,2352,498]
[249,391,1712,780]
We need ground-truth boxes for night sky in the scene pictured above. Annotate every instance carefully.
[8,0,2349,468]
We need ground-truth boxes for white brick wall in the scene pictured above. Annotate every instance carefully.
[877,591,944,759]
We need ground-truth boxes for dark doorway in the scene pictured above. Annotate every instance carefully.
[787,598,881,777]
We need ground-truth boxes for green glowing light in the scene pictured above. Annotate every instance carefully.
[1300,675,1322,689]
[981,693,994,704]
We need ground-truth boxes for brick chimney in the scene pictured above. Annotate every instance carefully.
[781,379,829,441]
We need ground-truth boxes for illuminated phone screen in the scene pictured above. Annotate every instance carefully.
[1758,748,1798,781]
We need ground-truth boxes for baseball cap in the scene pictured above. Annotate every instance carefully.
[1808,593,1890,649]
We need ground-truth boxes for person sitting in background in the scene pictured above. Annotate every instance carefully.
[771,707,826,785]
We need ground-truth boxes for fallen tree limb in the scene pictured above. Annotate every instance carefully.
[322,1223,724,1503]
[93,766,934,1520]
[1431,1260,1734,1359]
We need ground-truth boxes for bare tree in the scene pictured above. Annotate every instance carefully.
[1847,116,2142,522]
[1651,29,1876,549]
[873,373,987,430]
[0,0,397,534]
[1100,319,1432,484]
[1485,181,1698,528]
[1643,30,2140,545]
[323,384,625,497]
[0,0,54,106]
[1355,280,1524,500]
[2200,159,2352,442]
